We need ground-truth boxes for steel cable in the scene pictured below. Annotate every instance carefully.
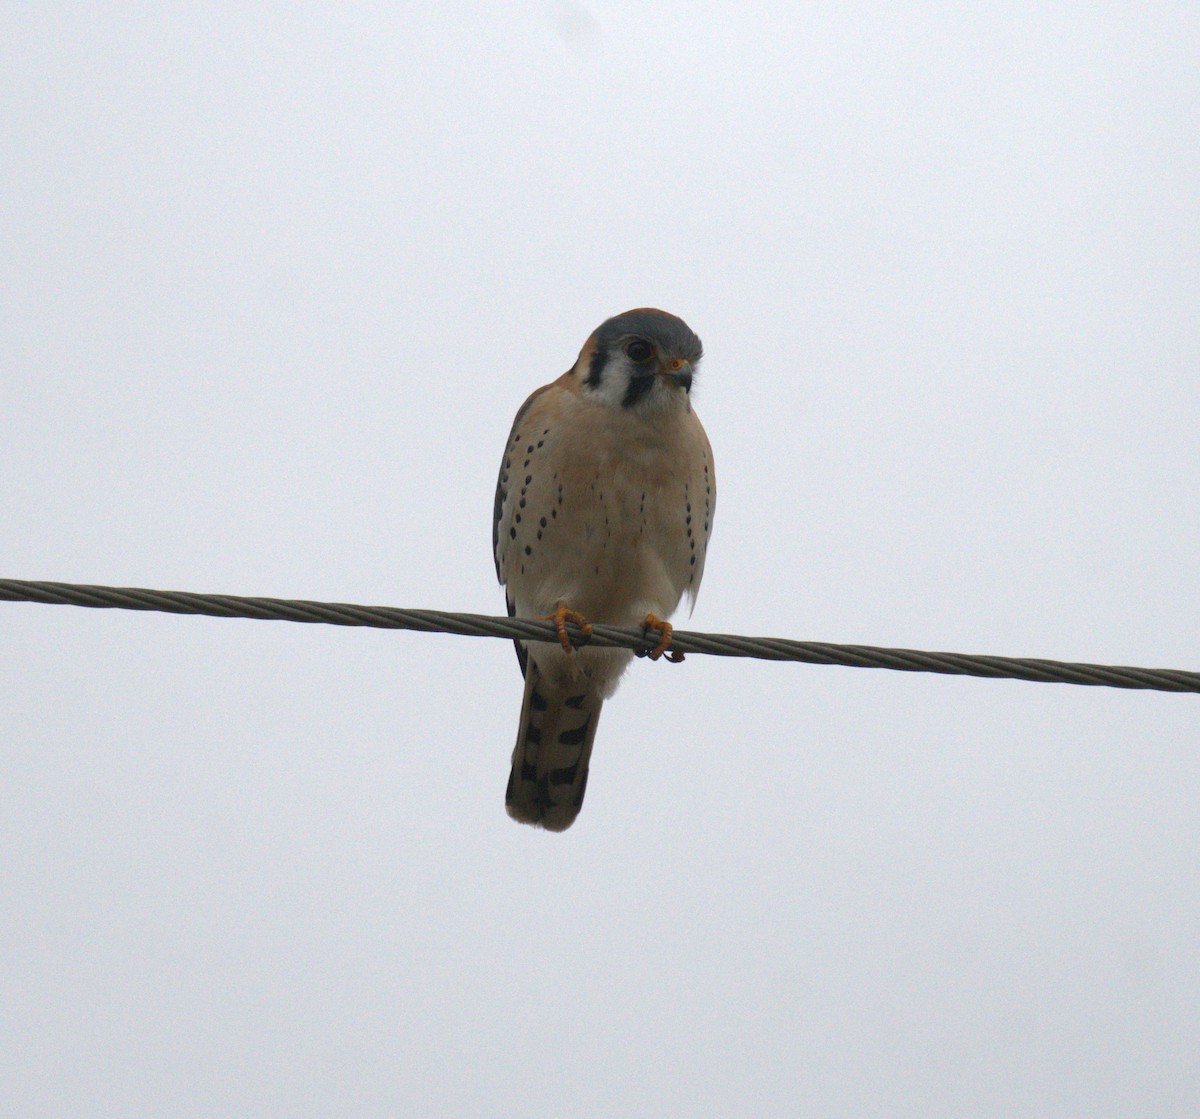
[2,577,1197,693]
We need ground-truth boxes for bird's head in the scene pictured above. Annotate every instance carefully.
[572,308,703,415]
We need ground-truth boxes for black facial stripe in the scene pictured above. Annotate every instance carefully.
[585,346,606,388]
[621,373,656,409]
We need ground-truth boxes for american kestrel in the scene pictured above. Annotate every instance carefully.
[494,308,716,830]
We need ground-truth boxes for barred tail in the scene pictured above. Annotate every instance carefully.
[505,661,602,832]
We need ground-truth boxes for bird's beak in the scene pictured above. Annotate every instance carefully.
[658,358,694,392]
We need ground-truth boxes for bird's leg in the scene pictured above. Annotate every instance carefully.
[546,603,593,654]
[640,613,685,663]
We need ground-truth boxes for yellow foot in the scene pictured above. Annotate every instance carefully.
[545,604,593,654]
[640,613,685,663]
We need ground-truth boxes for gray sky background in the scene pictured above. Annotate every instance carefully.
[3,4,1199,1115]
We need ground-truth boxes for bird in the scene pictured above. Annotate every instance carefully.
[493,308,716,830]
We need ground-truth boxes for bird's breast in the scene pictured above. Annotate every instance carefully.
[498,391,712,627]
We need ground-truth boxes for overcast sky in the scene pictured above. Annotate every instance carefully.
[3,4,1199,1116]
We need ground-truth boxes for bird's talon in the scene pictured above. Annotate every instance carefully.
[641,613,679,662]
[547,605,593,653]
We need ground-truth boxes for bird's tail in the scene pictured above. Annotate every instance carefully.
[506,660,603,831]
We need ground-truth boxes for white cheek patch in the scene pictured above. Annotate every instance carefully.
[583,354,685,416]
[586,353,636,408]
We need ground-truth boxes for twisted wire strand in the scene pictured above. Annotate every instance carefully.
[1,577,1197,694]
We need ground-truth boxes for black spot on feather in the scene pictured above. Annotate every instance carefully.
[558,714,593,747]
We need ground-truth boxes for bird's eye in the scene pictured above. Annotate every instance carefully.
[625,339,653,363]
